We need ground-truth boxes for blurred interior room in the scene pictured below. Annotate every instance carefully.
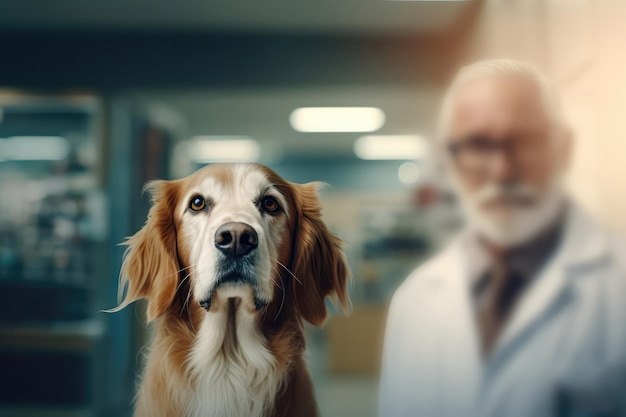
[1,0,626,416]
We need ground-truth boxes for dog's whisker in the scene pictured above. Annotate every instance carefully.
[270,257,303,286]
[187,306,196,333]
[175,272,192,295]
[181,284,194,317]
[273,275,286,322]
[269,264,281,282]
[166,265,192,280]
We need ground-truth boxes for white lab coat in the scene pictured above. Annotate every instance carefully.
[379,206,626,417]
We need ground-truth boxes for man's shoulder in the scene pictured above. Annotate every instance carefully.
[569,204,625,258]
[602,232,626,293]
[580,211,626,272]
[605,230,626,266]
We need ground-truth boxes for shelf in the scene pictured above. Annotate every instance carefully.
[0,405,94,417]
[0,319,104,351]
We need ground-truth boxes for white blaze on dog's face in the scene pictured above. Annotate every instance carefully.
[176,164,289,312]
[113,162,348,326]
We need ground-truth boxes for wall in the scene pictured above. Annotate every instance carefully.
[462,0,626,232]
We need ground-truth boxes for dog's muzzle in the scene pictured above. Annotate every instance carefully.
[214,222,258,258]
[197,222,268,312]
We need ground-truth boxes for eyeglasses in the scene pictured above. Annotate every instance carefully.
[446,134,547,176]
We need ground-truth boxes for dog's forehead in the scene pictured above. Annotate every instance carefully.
[190,164,275,200]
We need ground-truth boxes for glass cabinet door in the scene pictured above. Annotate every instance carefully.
[0,92,108,417]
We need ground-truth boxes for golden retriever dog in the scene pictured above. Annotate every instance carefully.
[110,163,349,417]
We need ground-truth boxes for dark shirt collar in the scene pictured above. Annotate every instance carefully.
[479,215,566,281]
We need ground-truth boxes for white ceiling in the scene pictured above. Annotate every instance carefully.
[137,85,442,158]
[0,0,473,34]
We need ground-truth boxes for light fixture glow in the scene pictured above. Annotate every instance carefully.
[353,135,429,160]
[0,136,70,161]
[398,162,421,184]
[187,136,260,163]
[289,107,385,132]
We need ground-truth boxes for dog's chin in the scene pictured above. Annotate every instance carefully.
[204,281,268,314]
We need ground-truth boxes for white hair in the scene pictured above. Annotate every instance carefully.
[438,58,568,142]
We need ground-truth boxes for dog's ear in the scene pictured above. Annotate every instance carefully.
[112,180,181,322]
[290,182,349,327]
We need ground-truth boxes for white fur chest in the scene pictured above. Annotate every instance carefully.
[186,305,283,417]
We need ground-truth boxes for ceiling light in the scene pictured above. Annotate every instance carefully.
[289,107,385,133]
[398,162,421,184]
[187,136,260,163]
[353,135,429,160]
[0,136,70,161]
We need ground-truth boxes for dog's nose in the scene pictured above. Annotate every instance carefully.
[214,222,258,258]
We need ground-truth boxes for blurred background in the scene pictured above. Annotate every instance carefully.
[1,0,626,416]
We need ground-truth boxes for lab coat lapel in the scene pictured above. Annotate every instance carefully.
[486,206,608,371]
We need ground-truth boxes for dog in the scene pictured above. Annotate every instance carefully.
[110,163,349,417]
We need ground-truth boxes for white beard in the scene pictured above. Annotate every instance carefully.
[456,177,565,248]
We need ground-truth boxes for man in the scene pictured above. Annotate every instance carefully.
[379,59,626,417]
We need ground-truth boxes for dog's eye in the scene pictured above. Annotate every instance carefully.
[189,196,206,211]
[260,196,280,213]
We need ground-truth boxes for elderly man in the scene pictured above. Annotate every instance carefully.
[379,59,626,417]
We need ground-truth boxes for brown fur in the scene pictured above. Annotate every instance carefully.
[115,163,349,417]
